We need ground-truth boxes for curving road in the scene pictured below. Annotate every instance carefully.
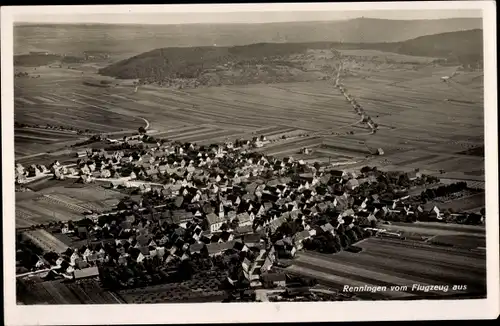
[139,117,150,130]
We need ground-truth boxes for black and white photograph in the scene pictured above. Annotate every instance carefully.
[2,2,498,325]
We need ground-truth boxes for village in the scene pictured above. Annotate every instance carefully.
[14,130,486,302]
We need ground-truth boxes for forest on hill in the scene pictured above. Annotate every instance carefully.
[97,29,483,82]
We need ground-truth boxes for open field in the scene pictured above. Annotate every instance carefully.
[14,49,484,233]
[14,67,147,156]
[15,48,483,182]
[17,279,123,304]
[285,235,486,300]
[428,234,486,249]
[15,183,126,227]
[23,230,69,253]
[424,193,485,212]
[15,127,85,157]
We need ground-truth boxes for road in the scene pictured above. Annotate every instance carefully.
[16,266,61,278]
[383,222,485,238]
[140,117,150,130]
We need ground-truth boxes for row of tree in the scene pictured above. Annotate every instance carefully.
[302,224,370,254]
[420,182,468,201]
[99,248,238,290]
[16,240,44,270]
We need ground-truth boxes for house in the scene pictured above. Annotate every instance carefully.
[142,154,154,164]
[158,165,168,174]
[234,225,253,235]
[407,171,422,181]
[86,253,98,264]
[189,243,207,255]
[76,150,87,158]
[26,164,43,177]
[39,165,49,174]
[76,259,89,270]
[275,239,297,259]
[268,216,286,234]
[299,173,314,182]
[101,169,111,178]
[118,253,129,265]
[243,233,263,248]
[233,241,249,253]
[320,223,335,235]
[293,230,312,250]
[346,179,359,191]
[171,210,193,227]
[128,139,142,146]
[145,168,158,178]
[35,257,48,269]
[73,266,100,280]
[61,224,73,234]
[261,273,287,288]
[236,212,253,227]
[77,227,88,239]
[80,164,91,175]
[242,258,252,275]
[206,241,235,256]
[206,212,226,233]
[121,156,133,164]
[330,170,344,180]
[334,195,350,210]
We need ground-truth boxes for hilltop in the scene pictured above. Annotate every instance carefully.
[95,29,483,87]
[14,17,481,56]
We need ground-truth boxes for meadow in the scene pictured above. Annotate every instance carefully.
[17,278,123,304]
[285,230,486,300]
[15,183,126,228]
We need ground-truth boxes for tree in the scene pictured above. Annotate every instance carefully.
[64,248,74,257]
[230,219,239,230]
[43,251,59,263]
[339,234,351,248]
[138,126,146,135]
[360,166,372,174]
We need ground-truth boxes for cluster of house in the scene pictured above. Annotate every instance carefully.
[19,135,471,290]
[16,135,275,186]
[26,157,441,288]
[15,163,51,183]
[83,51,110,61]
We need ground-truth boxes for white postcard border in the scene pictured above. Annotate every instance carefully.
[2,2,498,325]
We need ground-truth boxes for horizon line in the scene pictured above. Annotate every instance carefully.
[14,16,482,26]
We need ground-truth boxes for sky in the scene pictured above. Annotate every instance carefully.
[16,9,482,25]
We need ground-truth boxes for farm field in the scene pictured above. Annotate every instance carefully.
[14,50,485,233]
[14,67,147,156]
[17,279,123,304]
[22,229,69,253]
[14,127,84,157]
[443,193,485,211]
[15,183,126,227]
[428,234,486,249]
[15,50,484,180]
[285,235,486,300]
